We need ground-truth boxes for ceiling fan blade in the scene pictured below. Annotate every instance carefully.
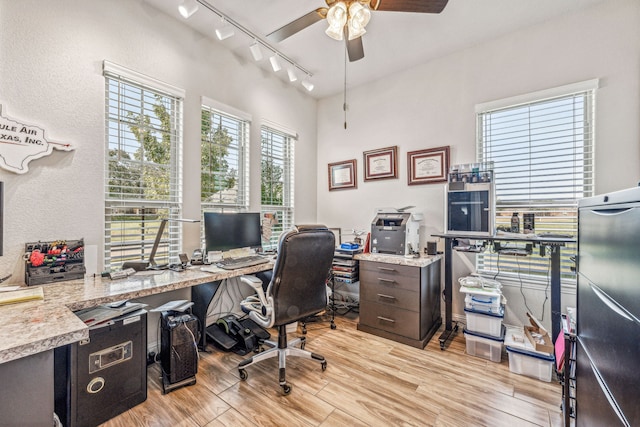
[371,0,448,14]
[346,36,364,62]
[266,8,327,43]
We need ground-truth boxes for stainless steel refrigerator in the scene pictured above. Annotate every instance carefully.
[577,186,640,426]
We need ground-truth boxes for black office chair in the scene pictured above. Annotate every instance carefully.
[238,224,335,395]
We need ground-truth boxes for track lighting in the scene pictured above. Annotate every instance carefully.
[301,77,314,92]
[249,41,263,61]
[178,0,198,19]
[287,68,298,82]
[190,0,314,92]
[215,19,235,40]
[269,55,281,72]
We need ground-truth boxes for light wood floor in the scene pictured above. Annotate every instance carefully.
[102,314,563,427]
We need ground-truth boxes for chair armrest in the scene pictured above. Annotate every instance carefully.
[240,275,274,328]
[240,275,264,290]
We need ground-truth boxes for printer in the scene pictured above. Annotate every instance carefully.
[370,208,423,256]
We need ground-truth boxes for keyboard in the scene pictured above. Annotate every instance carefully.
[216,255,270,270]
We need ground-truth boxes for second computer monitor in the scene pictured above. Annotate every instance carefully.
[204,212,262,253]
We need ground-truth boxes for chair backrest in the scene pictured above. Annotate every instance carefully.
[268,225,336,326]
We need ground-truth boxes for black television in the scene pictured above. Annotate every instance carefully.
[204,212,262,253]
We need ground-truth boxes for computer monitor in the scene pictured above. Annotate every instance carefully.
[204,212,262,253]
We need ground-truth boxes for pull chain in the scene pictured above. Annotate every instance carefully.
[343,44,348,130]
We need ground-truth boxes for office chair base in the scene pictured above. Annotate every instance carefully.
[238,328,327,395]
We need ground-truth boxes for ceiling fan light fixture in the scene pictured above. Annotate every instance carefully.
[249,41,263,61]
[325,2,348,41]
[347,2,371,40]
[178,0,198,19]
[269,54,282,72]
[287,67,298,82]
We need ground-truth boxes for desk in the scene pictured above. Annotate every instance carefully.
[0,262,273,365]
[0,263,273,425]
[432,233,575,350]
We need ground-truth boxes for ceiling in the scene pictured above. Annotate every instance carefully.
[145,0,604,99]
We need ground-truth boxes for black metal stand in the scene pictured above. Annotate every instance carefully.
[433,233,574,350]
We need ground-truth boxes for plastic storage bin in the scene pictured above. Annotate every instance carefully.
[504,326,555,382]
[464,293,506,314]
[464,306,504,337]
[463,326,505,362]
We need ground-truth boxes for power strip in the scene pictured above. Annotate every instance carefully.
[109,268,137,280]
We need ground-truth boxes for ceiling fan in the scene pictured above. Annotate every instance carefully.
[266,0,449,62]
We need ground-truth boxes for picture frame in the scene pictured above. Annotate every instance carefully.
[407,146,450,185]
[328,159,357,191]
[363,145,398,181]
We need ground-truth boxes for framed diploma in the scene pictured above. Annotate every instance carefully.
[363,146,398,181]
[407,146,450,185]
[328,159,357,191]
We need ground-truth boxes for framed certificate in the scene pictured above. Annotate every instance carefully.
[363,146,398,181]
[407,146,450,185]
[328,159,357,191]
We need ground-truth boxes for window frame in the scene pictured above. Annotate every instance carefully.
[475,80,597,284]
[103,61,184,271]
[260,122,296,250]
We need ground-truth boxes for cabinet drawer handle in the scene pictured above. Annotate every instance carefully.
[377,278,396,284]
[377,316,395,323]
[377,267,396,272]
[377,293,396,300]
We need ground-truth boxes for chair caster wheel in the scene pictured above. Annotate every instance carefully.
[239,369,248,380]
[330,323,336,330]
[282,383,292,395]
[302,327,307,334]
[321,361,327,371]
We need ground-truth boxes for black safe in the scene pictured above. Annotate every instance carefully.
[54,310,147,427]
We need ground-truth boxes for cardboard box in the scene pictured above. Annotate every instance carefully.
[524,312,553,354]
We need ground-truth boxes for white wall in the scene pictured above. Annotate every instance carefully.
[0,0,318,282]
[317,0,640,329]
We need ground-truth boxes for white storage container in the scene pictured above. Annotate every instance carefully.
[464,306,504,337]
[504,326,555,382]
[463,326,505,363]
[464,293,506,314]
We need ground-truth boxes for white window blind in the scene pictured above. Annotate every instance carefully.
[476,81,596,281]
[104,63,183,270]
[261,124,296,250]
[200,100,250,210]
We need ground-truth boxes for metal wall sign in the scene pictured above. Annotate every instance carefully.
[0,104,74,174]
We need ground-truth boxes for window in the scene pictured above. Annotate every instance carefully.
[261,123,296,250]
[200,98,250,212]
[104,61,184,270]
[476,80,596,282]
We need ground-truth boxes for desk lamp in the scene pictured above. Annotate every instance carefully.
[123,218,199,271]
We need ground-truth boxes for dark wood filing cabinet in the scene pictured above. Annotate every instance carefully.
[357,256,441,348]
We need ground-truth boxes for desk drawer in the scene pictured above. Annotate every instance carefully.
[359,300,419,339]
[360,281,419,311]
[360,265,418,292]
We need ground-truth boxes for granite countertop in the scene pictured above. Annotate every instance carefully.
[0,262,273,365]
[355,252,441,267]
